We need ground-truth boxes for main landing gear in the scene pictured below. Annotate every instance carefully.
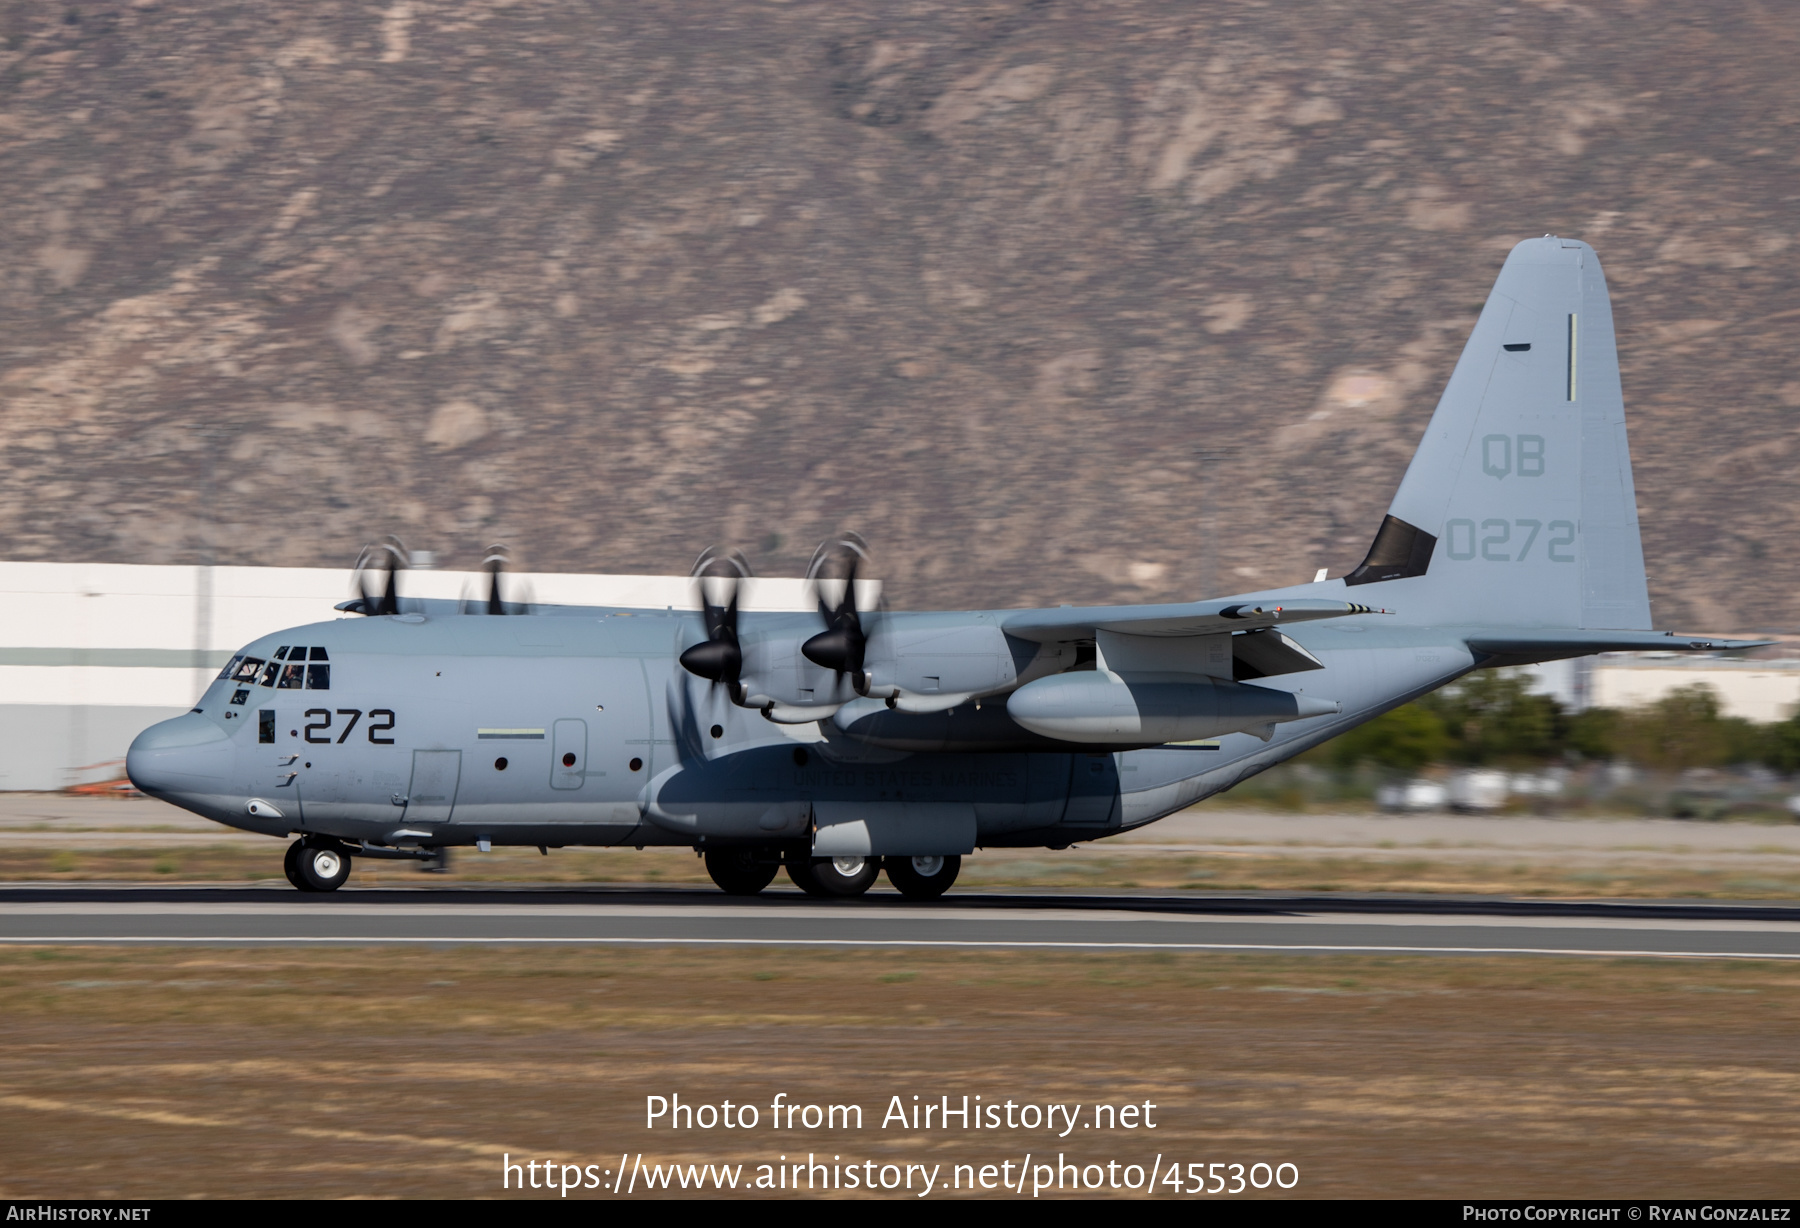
[284,838,352,893]
[767,851,961,901]
[885,855,961,901]
[703,847,781,896]
[787,852,883,898]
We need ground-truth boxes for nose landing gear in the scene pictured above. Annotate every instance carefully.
[284,838,353,893]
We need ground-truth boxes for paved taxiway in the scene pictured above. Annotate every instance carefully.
[5,885,1800,959]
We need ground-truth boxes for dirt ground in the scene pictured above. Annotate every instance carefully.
[2,945,1799,1200]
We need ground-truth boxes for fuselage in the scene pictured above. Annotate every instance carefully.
[125,596,1480,854]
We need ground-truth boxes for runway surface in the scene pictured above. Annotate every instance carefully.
[5,884,1800,959]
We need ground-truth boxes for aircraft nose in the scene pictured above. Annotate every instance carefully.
[126,713,231,797]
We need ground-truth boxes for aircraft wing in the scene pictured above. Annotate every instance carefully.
[1001,598,1386,642]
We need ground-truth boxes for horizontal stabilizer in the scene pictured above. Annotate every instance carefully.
[1466,628,1772,663]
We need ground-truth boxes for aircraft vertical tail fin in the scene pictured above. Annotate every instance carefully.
[1344,236,1651,630]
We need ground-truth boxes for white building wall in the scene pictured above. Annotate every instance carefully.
[1588,655,1800,723]
[1511,654,1799,721]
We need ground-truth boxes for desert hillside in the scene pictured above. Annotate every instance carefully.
[1,1,1796,630]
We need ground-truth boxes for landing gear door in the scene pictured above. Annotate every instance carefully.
[551,719,587,790]
[1062,753,1121,829]
[405,750,461,824]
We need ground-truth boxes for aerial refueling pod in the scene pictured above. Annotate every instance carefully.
[1005,671,1340,744]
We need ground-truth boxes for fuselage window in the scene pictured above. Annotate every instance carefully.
[231,657,265,683]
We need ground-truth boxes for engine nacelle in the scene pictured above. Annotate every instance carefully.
[858,621,1022,703]
[1005,671,1340,744]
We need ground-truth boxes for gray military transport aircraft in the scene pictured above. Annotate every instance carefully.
[126,237,1763,899]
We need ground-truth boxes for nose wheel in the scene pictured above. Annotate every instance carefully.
[285,839,352,893]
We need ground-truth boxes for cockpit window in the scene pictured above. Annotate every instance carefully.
[217,654,244,681]
[229,657,263,683]
[257,647,328,687]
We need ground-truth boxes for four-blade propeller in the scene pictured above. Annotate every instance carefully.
[466,543,522,615]
[678,545,753,704]
[800,532,873,695]
[340,536,409,616]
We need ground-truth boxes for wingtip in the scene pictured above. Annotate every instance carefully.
[1662,632,1779,652]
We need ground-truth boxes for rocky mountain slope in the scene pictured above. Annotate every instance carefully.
[1,1,1796,630]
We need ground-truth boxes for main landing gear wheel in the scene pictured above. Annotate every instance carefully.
[294,844,352,893]
[283,839,306,890]
[885,855,961,901]
[786,853,880,898]
[704,848,779,896]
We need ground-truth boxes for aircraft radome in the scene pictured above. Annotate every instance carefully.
[127,237,1763,899]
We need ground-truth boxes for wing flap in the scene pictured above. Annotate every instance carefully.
[1232,629,1326,679]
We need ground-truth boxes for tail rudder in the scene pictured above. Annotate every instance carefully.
[1344,236,1650,630]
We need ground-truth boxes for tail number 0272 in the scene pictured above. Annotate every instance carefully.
[1444,519,1575,563]
[303,708,397,745]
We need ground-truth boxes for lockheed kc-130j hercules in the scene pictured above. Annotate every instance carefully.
[127,237,1763,898]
